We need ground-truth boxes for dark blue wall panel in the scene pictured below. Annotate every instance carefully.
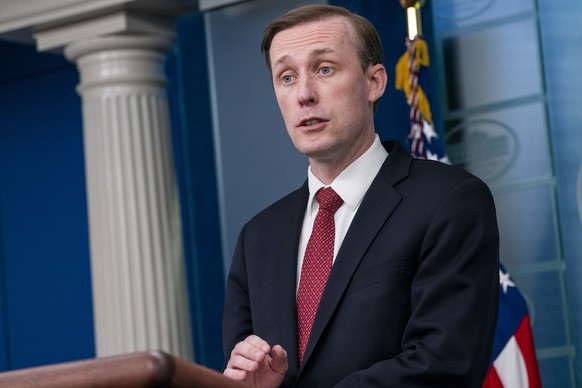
[167,14,225,370]
[0,41,95,370]
[0,208,7,371]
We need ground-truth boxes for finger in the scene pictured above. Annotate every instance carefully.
[245,335,271,353]
[231,338,269,362]
[223,367,248,381]
[268,345,288,375]
[226,353,260,372]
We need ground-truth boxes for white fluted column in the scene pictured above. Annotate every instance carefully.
[65,34,192,359]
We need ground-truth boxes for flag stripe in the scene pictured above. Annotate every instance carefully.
[493,333,530,388]
[514,315,542,388]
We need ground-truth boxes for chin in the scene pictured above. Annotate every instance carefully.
[292,136,334,156]
[300,146,337,161]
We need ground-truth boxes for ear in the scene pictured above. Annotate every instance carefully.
[367,64,387,104]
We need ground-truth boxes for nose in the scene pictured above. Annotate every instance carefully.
[297,76,318,107]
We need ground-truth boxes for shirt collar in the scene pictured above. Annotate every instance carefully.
[307,135,388,216]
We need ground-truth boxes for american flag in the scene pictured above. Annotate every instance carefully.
[483,265,542,387]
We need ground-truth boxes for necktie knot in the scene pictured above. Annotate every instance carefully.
[316,187,343,213]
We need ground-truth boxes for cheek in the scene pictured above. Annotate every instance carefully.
[276,97,299,138]
[275,93,292,119]
[332,78,367,106]
[333,90,363,119]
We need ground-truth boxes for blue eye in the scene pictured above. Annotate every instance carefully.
[282,75,294,84]
[320,66,332,75]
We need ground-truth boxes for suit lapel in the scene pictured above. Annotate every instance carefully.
[298,141,412,373]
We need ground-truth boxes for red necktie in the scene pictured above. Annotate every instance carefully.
[297,187,343,364]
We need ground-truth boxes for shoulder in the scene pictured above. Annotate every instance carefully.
[411,157,482,185]
[382,140,494,204]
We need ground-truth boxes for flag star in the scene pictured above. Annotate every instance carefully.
[426,150,439,161]
[422,119,438,142]
[439,155,451,164]
[499,269,516,294]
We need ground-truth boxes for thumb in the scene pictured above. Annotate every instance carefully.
[269,345,288,375]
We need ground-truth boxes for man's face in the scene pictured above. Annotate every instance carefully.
[269,17,385,167]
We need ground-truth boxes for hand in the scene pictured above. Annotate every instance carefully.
[223,335,288,388]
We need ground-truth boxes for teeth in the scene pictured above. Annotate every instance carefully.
[304,119,321,126]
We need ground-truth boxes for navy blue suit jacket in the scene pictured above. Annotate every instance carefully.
[223,140,499,387]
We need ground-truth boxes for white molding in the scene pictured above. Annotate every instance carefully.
[0,0,129,35]
[0,0,196,46]
[198,0,248,11]
[34,10,175,51]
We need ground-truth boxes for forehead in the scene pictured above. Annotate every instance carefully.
[269,17,356,64]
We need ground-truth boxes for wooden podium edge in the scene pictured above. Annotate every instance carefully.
[0,350,242,387]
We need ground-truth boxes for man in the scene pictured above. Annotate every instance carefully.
[223,4,499,387]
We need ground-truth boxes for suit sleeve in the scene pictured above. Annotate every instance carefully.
[222,223,253,368]
[337,176,500,387]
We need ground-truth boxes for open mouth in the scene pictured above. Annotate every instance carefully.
[300,118,326,127]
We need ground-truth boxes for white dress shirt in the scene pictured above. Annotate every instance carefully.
[296,135,388,290]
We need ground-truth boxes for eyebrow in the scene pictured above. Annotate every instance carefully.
[311,47,335,56]
[273,47,337,68]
